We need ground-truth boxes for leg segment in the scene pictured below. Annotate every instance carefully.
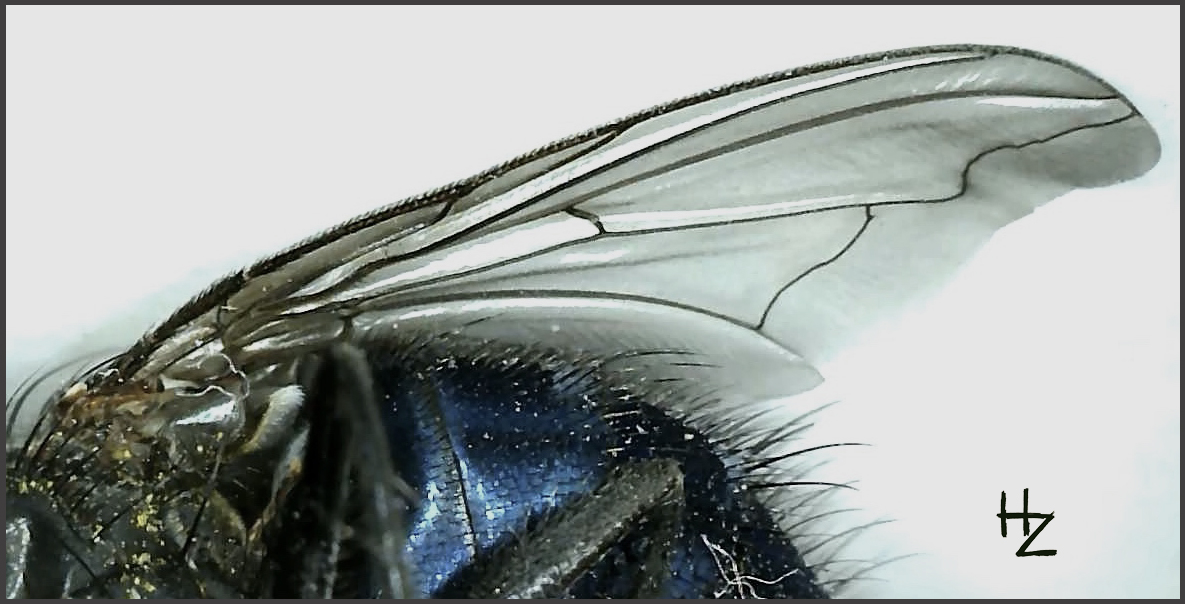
[260,345,416,598]
[460,457,686,598]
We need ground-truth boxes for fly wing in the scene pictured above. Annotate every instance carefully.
[285,47,1159,358]
[124,46,1160,410]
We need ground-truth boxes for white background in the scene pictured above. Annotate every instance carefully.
[6,6,1179,598]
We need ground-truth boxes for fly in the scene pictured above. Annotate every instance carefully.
[5,44,1162,598]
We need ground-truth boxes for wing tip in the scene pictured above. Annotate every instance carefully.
[927,44,1162,186]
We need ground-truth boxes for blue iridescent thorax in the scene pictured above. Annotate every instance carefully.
[367,342,825,598]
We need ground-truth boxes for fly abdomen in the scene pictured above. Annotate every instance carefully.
[364,336,827,598]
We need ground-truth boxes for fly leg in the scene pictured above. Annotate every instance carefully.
[460,457,686,598]
[259,344,417,598]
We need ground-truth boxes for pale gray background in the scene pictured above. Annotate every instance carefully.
[6,6,1179,598]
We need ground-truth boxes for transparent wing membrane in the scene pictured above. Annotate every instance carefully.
[117,46,1158,386]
